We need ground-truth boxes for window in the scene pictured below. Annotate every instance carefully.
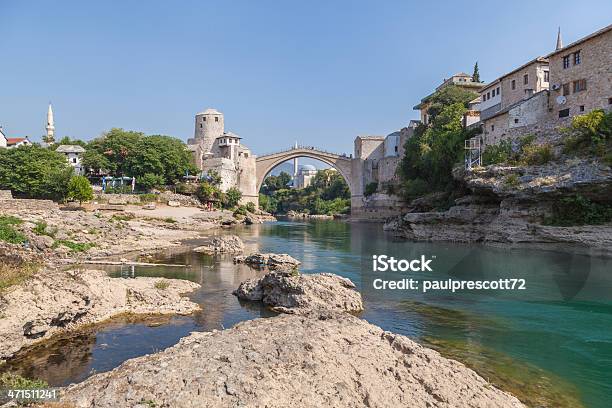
[609,98,612,105]
[523,74,529,85]
[514,118,519,124]
[544,70,549,82]
[562,83,570,96]
[511,80,516,90]
[579,105,585,112]
[487,91,490,99]
[559,108,570,118]
[394,145,398,153]
[563,55,570,69]
[496,87,500,95]
[203,117,206,122]
[215,117,219,122]
[574,50,581,65]
[491,125,495,131]
[573,79,587,93]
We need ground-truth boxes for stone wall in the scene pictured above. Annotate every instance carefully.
[351,193,409,221]
[377,157,401,185]
[202,158,237,193]
[0,199,59,211]
[547,28,612,121]
[0,190,13,200]
[500,60,549,109]
[236,155,258,206]
[354,137,384,160]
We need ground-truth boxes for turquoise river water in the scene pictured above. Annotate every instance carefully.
[4,219,612,407]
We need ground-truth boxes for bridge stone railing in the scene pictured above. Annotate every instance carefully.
[257,145,350,159]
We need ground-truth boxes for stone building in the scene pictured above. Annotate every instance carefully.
[478,57,550,145]
[56,145,85,175]
[414,73,484,125]
[546,24,612,122]
[187,108,258,205]
[0,127,6,148]
[295,164,317,189]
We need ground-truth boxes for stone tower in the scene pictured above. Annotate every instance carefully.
[194,108,224,156]
[45,103,55,144]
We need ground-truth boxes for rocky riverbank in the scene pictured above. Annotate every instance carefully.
[384,159,612,253]
[0,268,199,362]
[56,265,524,407]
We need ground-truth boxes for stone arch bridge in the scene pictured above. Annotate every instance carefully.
[255,146,355,194]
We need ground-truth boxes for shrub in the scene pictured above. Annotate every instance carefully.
[233,205,248,217]
[544,195,612,226]
[67,175,94,205]
[245,202,256,213]
[154,280,170,290]
[520,143,553,165]
[224,187,242,208]
[54,240,95,252]
[400,178,430,201]
[0,216,26,244]
[562,109,612,157]
[138,193,158,203]
[163,217,176,223]
[137,173,165,191]
[504,174,520,187]
[482,140,513,165]
[195,182,220,202]
[111,213,135,222]
[0,373,47,389]
[33,220,56,237]
[364,182,378,197]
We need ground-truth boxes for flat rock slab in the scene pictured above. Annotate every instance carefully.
[233,271,363,314]
[61,312,525,408]
[0,270,200,361]
[233,253,300,270]
[193,235,244,253]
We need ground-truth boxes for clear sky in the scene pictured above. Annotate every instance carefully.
[1,0,610,155]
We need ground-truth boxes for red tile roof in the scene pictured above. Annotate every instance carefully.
[6,137,28,144]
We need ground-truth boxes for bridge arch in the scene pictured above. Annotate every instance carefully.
[255,147,353,195]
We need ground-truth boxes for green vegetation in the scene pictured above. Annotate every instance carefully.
[84,128,197,190]
[482,134,553,166]
[259,169,350,215]
[0,145,73,200]
[154,280,170,290]
[233,205,248,217]
[225,187,242,208]
[54,240,95,252]
[138,193,158,203]
[33,220,56,237]
[245,201,256,213]
[0,262,40,293]
[67,175,94,205]
[503,174,520,188]
[544,195,612,226]
[111,213,135,222]
[0,373,48,389]
[398,85,480,201]
[562,109,612,163]
[0,215,26,244]
[163,217,177,223]
[364,182,378,197]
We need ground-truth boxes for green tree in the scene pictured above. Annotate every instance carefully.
[55,136,88,148]
[0,145,74,200]
[82,150,110,173]
[224,187,242,208]
[205,170,222,186]
[137,173,166,190]
[86,128,143,176]
[196,181,220,201]
[67,175,94,205]
[472,62,481,83]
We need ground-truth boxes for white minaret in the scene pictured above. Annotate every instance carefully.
[293,141,299,179]
[45,103,55,144]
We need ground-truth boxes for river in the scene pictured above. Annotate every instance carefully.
[4,219,612,408]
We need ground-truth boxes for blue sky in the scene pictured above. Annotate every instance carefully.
[1,0,610,156]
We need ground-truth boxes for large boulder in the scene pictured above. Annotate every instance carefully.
[193,235,244,253]
[233,271,363,314]
[233,253,300,270]
[61,312,525,408]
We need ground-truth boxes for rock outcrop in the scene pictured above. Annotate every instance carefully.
[61,312,525,408]
[233,271,363,314]
[0,270,200,361]
[233,253,300,270]
[193,235,245,253]
[385,159,612,253]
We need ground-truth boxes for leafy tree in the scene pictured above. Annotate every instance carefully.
[204,170,222,186]
[472,62,481,83]
[137,173,166,190]
[55,136,88,148]
[397,85,479,200]
[364,182,378,196]
[262,171,292,193]
[224,187,242,208]
[195,181,220,202]
[86,128,143,176]
[67,175,94,205]
[0,145,73,200]
[82,150,110,174]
